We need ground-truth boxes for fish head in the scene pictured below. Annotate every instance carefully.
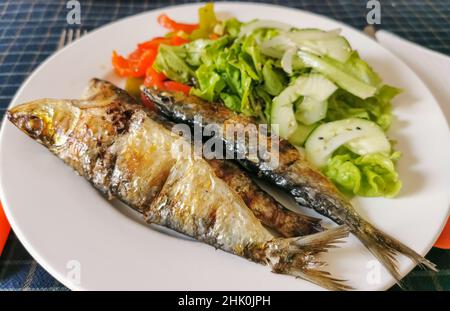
[7,99,80,147]
[141,87,188,111]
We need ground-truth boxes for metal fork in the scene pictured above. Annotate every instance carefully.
[57,28,88,50]
[363,25,377,40]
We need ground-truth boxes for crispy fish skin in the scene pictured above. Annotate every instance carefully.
[8,92,177,211]
[207,159,322,237]
[143,88,437,281]
[85,79,323,237]
[146,157,350,290]
[6,78,319,237]
[7,79,351,290]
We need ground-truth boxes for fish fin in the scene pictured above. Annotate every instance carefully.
[354,220,437,284]
[273,209,324,238]
[292,213,324,235]
[267,226,353,291]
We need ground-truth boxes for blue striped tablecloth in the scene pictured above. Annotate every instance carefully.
[0,0,449,291]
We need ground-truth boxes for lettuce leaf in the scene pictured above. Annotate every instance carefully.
[223,18,242,38]
[191,65,226,101]
[323,147,402,197]
[326,85,401,131]
[153,44,194,83]
[344,51,382,88]
[262,60,286,96]
[183,39,213,66]
[183,29,288,117]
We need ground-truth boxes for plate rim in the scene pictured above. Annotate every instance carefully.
[0,1,449,291]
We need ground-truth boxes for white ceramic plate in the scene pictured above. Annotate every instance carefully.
[1,2,449,291]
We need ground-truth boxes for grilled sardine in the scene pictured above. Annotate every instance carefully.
[7,79,350,290]
[92,79,322,236]
[142,87,437,282]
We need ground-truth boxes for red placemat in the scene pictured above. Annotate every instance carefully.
[434,216,450,249]
[0,201,11,255]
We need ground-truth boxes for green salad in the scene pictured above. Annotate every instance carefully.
[153,4,402,198]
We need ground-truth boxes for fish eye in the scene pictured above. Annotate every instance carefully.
[25,115,43,135]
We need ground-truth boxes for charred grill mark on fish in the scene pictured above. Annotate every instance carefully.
[142,87,437,282]
[207,159,323,237]
[7,79,351,290]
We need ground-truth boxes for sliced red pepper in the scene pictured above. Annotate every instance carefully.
[132,49,158,77]
[144,67,166,89]
[113,16,193,80]
[170,35,189,46]
[209,33,220,40]
[157,13,198,33]
[163,80,191,96]
[112,48,158,78]
[112,51,133,77]
[138,37,170,50]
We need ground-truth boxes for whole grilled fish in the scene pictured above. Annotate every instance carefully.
[7,79,350,290]
[88,79,323,237]
[142,87,437,282]
[11,78,320,237]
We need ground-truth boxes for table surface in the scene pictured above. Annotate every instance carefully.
[0,0,449,291]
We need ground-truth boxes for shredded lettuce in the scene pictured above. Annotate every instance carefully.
[190,64,226,101]
[223,18,242,37]
[324,147,402,197]
[150,4,403,198]
[262,60,286,96]
[326,85,401,131]
[344,52,382,87]
[153,44,193,83]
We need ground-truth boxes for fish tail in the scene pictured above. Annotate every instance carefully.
[266,226,353,290]
[290,213,324,236]
[352,219,437,283]
[267,205,324,237]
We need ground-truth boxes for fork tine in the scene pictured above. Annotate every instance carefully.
[57,28,87,51]
[57,29,67,50]
[75,28,81,40]
[66,29,74,45]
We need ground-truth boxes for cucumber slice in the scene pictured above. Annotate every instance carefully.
[288,122,317,146]
[287,29,352,63]
[297,51,377,99]
[281,48,296,75]
[271,89,299,138]
[295,97,328,125]
[271,103,298,139]
[287,29,340,41]
[296,73,338,101]
[304,118,390,168]
[293,74,337,125]
[272,74,337,136]
[346,135,391,155]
